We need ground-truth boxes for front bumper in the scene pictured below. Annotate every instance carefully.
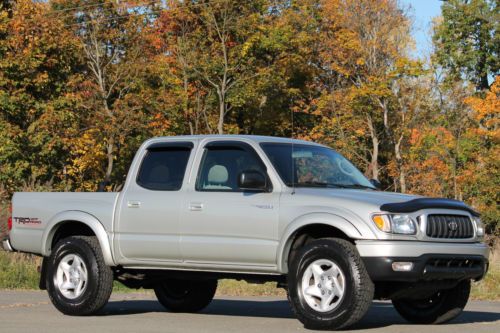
[356,240,489,282]
[2,237,14,252]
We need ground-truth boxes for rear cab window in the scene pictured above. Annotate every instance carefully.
[136,142,193,191]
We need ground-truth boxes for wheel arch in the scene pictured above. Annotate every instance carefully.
[41,211,115,266]
[277,213,365,273]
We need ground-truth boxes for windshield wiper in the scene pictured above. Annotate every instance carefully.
[334,184,376,190]
[295,181,376,190]
[296,181,348,188]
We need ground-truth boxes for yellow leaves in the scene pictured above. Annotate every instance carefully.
[465,76,500,141]
[241,33,262,58]
[64,129,106,189]
[354,129,365,136]
[356,58,365,66]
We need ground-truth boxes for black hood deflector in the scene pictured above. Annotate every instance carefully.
[380,198,480,217]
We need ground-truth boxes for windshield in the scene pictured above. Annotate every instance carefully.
[260,143,375,189]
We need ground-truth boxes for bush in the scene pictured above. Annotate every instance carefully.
[0,201,8,239]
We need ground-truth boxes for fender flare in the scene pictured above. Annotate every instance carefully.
[41,211,115,266]
[276,212,370,273]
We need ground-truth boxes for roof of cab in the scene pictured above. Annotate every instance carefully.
[145,135,324,146]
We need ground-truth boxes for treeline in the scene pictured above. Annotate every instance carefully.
[0,0,498,233]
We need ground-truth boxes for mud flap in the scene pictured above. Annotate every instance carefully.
[39,257,49,290]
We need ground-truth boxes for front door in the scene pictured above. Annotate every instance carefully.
[180,141,280,269]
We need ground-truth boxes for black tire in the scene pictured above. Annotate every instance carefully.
[154,279,217,313]
[46,236,113,316]
[392,280,471,324]
[287,238,374,330]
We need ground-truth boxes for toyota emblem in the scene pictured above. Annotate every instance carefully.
[447,221,458,231]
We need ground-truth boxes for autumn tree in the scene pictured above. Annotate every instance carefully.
[310,0,415,185]
[0,0,81,191]
[236,0,320,136]
[463,76,499,233]
[157,0,277,135]
[153,3,214,135]
[384,63,429,193]
[51,0,156,187]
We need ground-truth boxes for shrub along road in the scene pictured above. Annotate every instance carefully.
[0,290,499,332]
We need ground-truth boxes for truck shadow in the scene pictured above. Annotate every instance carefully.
[350,302,500,330]
[100,299,500,329]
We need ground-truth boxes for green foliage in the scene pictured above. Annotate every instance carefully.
[433,0,499,91]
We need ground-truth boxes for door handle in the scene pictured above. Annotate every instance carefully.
[127,201,141,208]
[189,202,203,211]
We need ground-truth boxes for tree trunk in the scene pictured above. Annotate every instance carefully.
[452,157,458,200]
[182,68,194,135]
[477,24,490,91]
[395,135,406,193]
[217,89,225,134]
[367,116,379,180]
[104,136,114,184]
[217,105,224,134]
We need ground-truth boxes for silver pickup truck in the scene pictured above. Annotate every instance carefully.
[3,135,489,330]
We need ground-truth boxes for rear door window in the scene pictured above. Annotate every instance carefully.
[137,145,192,191]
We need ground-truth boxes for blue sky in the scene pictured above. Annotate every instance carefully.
[400,0,443,58]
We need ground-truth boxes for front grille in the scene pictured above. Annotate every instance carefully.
[426,214,474,239]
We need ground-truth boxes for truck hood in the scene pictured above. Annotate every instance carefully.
[294,188,421,211]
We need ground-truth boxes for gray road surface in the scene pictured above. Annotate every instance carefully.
[0,290,499,332]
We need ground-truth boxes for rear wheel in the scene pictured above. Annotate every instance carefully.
[154,279,217,313]
[46,236,113,315]
[287,238,374,330]
[392,280,471,324]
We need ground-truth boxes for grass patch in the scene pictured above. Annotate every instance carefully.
[0,251,41,289]
[471,263,500,300]
[1,250,499,300]
[0,251,147,293]
[216,279,285,297]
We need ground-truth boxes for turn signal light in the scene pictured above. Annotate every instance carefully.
[371,215,391,232]
[392,262,414,272]
[372,215,385,229]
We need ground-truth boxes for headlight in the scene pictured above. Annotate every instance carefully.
[472,217,484,237]
[371,214,416,235]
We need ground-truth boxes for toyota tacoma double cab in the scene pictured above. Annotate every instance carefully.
[3,135,489,330]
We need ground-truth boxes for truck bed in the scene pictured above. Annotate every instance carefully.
[10,192,120,254]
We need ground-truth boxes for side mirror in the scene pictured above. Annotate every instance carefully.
[370,179,381,190]
[238,171,268,192]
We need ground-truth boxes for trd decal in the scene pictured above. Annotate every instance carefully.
[13,217,42,225]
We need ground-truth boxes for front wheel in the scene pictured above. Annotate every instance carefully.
[287,238,374,330]
[392,280,471,324]
[154,279,217,313]
[46,236,113,315]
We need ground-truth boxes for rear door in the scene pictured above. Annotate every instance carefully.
[114,141,194,262]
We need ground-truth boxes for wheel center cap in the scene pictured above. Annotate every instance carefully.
[71,271,80,282]
[325,279,334,289]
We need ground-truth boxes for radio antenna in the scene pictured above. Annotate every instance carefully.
[291,109,295,195]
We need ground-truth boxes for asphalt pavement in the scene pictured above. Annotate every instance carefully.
[0,290,499,332]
